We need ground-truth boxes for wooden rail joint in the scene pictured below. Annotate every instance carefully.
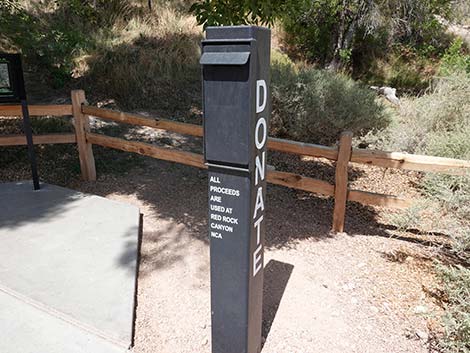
[332,131,353,233]
[72,90,96,182]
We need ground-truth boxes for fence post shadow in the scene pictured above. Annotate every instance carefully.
[262,259,294,347]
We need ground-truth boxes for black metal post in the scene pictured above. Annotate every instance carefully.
[21,99,40,190]
[201,26,271,353]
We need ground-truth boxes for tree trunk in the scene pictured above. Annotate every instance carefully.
[328,0,348,70]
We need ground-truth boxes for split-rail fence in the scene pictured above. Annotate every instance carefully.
[1,90,469,233]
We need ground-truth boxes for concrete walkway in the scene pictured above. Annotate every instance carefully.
[0,182,140,353]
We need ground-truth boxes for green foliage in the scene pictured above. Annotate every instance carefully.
[422,124,470,221]
[437,264,470,353]
[281,0,452,70]
[0,0,96,87]
[440,38,470,75]
[0,0,147,89]
[281,0,342,64]
[270,51,389,145]
[362,73,470,153]
[189,0,288,27]
[386,201,432,232]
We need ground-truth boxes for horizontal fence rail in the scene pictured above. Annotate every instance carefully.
[1,91,469,233]
[82,105,470,174]
[0,133,76,146]
[351,149,470,176]
[82,105,340,161]
[86,132,336,195]
[0,104,72,117]
[86,131,403,210]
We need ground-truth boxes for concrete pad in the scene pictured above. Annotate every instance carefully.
[0,291,124,353]
[0,182,140,353]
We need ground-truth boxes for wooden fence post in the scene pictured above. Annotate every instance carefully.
[332,131,353,233]
[71,90,96,181]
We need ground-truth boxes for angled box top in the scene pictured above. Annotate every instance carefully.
[200,51,251,66]
[205,26,270,40]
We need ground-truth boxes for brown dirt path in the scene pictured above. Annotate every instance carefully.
[68,158,439,353]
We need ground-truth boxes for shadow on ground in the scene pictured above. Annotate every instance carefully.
[262,260,294,344]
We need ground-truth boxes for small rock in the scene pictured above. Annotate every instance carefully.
[414,305,428,314]
[415,330,429,341]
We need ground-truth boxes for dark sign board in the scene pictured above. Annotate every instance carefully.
[0,53,39,190]
[201,26,271,353]
[0,53,26,104]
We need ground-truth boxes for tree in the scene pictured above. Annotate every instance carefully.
[189,0,290,28]
[191,0,453,69]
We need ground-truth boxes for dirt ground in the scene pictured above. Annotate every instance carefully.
[0,119,445,353]
[65,155,441,353]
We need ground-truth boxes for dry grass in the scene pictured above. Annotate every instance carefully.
[75,5,203,115]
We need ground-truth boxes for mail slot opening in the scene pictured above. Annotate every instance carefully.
[203,64,250,82]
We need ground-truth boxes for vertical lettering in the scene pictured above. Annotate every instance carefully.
[253,244,263,277]
[254,151,265,185]
[255,117,267,150]
[253,187,264,220]
[256,80,267,113]
[253,215,263,244]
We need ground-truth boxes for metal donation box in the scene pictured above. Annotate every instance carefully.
[0,53,39,190]
[201,26,271,353]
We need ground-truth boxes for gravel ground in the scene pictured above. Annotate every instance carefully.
[68,158,440,353]
[1,119,444,352]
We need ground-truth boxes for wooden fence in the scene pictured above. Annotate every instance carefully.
[1,90,470,233]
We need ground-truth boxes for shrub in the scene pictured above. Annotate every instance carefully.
[437,264,470,353]
[280,0,452,67]
[83,7,202,113]
[422,124,470,220]
[450,0,470,25]
[270,51,389,145]
[362,73,470,152]
[0,0,97,88]
[440,38,470,76]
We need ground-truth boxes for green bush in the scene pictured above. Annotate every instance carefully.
[270,51,389,145]
[0,0,96,87]
[438,264,470,353]
[362,73,470,152]
[280,0,452,67]
[440,39,470,76]
[422,125,470,220]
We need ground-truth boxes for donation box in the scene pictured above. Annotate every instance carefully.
[201,26,271,353]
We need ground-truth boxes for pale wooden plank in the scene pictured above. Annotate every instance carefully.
[266,170,335,196]
[0,105,73,117]
[86,133,206,169]
[0,134,76,146]
[82,106,341,160]
[351,148,470,175]
[348,189,412,208]
[82,105,204,137]
[267,137,338,160]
